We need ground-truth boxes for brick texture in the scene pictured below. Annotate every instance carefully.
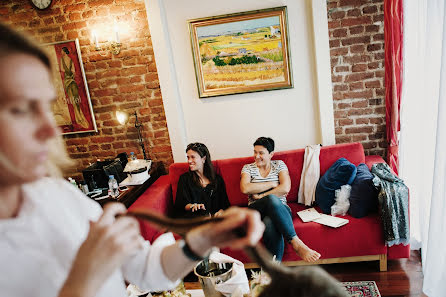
[327,0,386,158]
[0,0,386,179]
[0,0,173,180]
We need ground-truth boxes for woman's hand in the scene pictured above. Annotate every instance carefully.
[184,207,264,258]
[252,193,265,200]
[188,203,206,212]
[213,209,224,217]
[59,203,143,297]
[251,180,281,200]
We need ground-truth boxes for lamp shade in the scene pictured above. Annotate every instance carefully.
[116,110,129,125]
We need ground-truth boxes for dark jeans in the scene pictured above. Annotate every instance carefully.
[248,194,296,261]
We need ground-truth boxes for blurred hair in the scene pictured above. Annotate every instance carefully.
[259,265,348,297]
[253,137,275,153]
[186,143,216,188]
[0,22,50,69]
[0,22,74,178]
[46,137,75,177]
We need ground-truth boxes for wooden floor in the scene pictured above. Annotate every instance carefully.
[323,250,426,297]
[185,250,426,297]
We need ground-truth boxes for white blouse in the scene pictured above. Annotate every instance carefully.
[0,177,179,297]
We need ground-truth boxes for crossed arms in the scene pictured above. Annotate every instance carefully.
[240,170,291,200]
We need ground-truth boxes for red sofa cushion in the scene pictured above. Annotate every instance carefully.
[129,175,172,242]
[169,163,189,203]
[217,149,307,205]
[319,143,365,175]
[217,156,252,206]
[217,143,364,205]
[286,203,386,260]
[272,149,305,202]
[221,203,387,263]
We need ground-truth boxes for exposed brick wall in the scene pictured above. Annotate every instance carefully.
[327,0,386,158]
[0,0,386,179]
[0,0,173,180]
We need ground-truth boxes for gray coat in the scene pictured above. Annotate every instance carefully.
[372,163,410,246]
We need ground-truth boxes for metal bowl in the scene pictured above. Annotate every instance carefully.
[194,259,233,297]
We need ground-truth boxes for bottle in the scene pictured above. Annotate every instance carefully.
[89,175,97,191]
[79,180,89,194]
[130,152,137,161]
[108,175,119,199]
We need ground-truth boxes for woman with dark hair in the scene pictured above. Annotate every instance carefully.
[240,137,321,262]
[0,23,264,297]
[174,143,230,218]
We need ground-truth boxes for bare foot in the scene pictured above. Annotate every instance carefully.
[291,237,321,262]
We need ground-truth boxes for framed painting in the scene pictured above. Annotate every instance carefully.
[188,6,293,98]
[45,39,97,135]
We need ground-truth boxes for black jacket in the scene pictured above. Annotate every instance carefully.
[174,171,230,218]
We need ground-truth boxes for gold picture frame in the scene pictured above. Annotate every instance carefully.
[188,6,293,98]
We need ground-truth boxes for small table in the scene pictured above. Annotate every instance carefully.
[96,161,166,208]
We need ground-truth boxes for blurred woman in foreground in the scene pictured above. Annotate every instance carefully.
[0,23,264,297]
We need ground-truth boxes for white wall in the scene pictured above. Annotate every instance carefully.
[145,0,334,161]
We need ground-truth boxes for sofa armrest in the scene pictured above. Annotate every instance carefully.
[128,175,172,242]
[365,155,400,177]
[364,155,386,170]
[128,175,172,214]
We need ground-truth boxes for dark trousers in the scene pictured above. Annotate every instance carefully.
[248,195,296,261]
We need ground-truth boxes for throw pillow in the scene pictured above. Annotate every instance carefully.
[315,158,357,214]
[348,163,378,218]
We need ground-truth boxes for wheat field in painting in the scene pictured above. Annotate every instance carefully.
[196,16,287,91]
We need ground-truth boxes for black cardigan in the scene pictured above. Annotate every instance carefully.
[174,171,230,218]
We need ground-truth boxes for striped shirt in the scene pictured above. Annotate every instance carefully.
[241,160,289,205]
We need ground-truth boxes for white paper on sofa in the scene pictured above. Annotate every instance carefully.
[297,208,349,228]
[314,214,349,228]
[297,208,321,222]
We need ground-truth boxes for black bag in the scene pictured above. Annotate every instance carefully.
[103,160,127,184]
[82,153,128,190]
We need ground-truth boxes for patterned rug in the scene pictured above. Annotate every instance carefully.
[342,281,381,297]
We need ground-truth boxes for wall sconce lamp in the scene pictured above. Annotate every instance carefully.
[116,110,149,160]
[92,23,122,55]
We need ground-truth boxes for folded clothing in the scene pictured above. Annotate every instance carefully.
[315,158,357,214]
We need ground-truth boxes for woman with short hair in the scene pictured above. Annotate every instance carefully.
[240,137,320,262]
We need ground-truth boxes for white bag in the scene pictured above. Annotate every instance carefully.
[331,184,351,216]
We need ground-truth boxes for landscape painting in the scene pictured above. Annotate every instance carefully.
[189,7,293,98]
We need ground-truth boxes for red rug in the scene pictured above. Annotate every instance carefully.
[342,281,381,297]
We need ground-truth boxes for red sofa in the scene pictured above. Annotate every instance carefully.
[129,142,409,271]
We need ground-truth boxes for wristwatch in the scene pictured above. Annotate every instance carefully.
[179,239,206,261]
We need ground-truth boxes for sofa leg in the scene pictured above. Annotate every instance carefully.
[379,254,387,272]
